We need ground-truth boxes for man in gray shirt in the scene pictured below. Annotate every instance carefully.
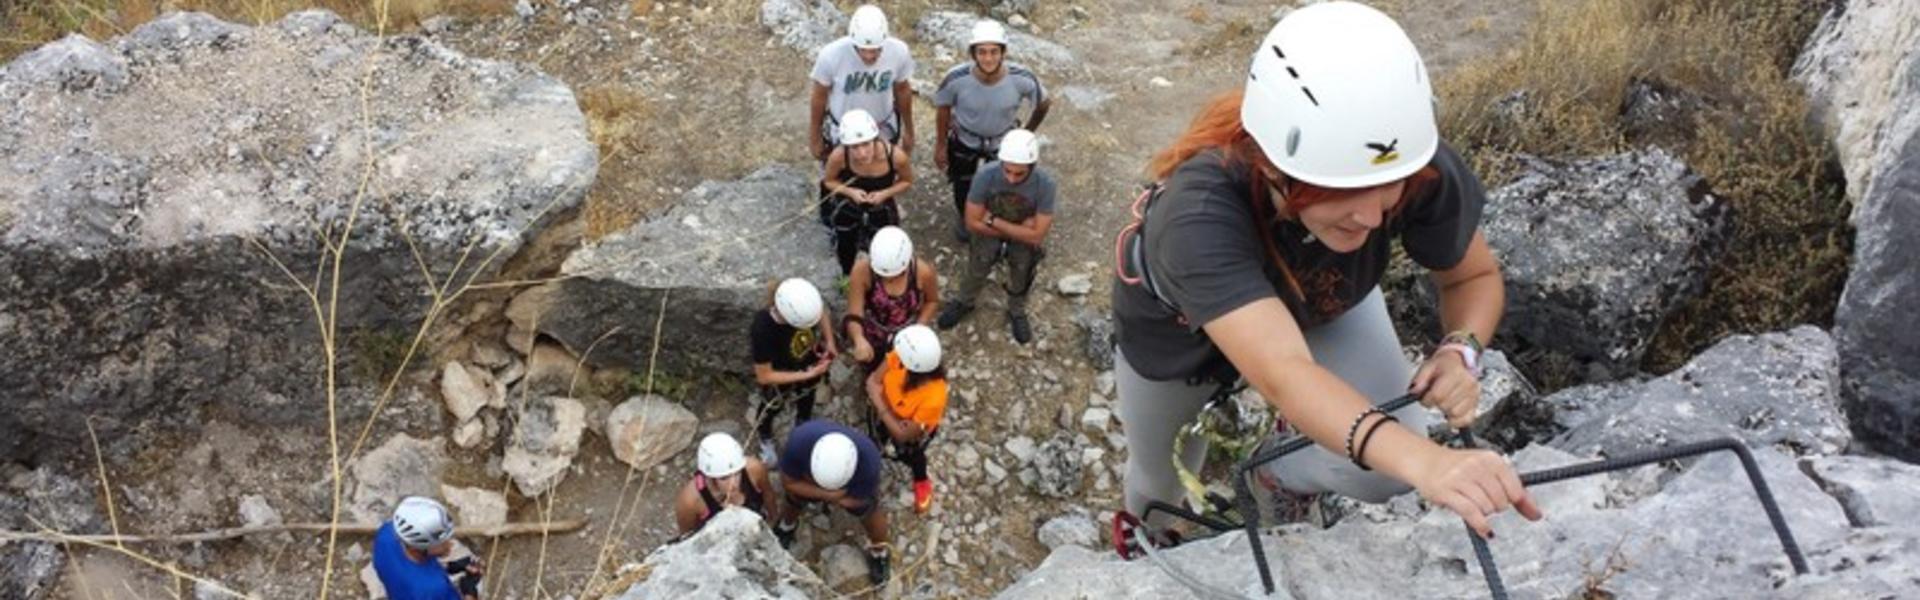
[937,129,1055,344]
[933,19,1050,242]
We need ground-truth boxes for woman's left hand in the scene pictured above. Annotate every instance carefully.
[1410,351,1480,430]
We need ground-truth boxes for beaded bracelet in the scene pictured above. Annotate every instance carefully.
[1343,407,1389,464]
[1352,414,1400,471]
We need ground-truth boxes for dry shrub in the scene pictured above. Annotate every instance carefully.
[575,85,651,238]
[1436,0,1848,375]
[2,0,511,58]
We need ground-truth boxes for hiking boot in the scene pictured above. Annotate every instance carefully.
[912,478,934,514]
[936,302,973,330]
[866,544,891,586]
[773,519,798,550]
[1008,312,1033,344]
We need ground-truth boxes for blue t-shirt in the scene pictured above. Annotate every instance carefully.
[372,522,462,600]
[779,419,883,503]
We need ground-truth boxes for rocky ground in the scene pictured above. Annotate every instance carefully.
[12,0,1916,598]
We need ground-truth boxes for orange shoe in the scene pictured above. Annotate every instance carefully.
[913,479,934,513]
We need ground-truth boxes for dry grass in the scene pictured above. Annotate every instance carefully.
[1436,0,1848,374]
[576,85,652,238]
[1,0,510,59]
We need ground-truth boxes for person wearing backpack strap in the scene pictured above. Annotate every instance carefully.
[1109,2,1541,543]
[934,18,1051,242]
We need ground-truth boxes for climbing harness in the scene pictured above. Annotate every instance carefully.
[1112,394,1811,598]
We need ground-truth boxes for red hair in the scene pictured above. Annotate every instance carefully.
[1147,89,1440,302]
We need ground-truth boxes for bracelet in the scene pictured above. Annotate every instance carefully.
[1436,343,1483,378]
[1343,407,1389,464]
[1352,414,1399,471]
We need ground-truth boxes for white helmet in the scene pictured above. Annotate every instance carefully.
[697,433,747,478]
[848,5,889,49]
[892,325,942,373]
[838,109,881,146]
[391,496,455,550]
[968,19,1008,51]
[868,226,913,278]
[811,433,859,490]
[997,129,1039,164]
[1241,1,1437,189]
[774,278,824,328]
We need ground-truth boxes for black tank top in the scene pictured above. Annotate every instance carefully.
[835,143,899,196]
[696,472,765,523]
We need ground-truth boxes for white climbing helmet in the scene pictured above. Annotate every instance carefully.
[969,19,1009,51]
[697,433,747,478]
[811,433,859,490]
[892,325,942,374]
[868,226,914,278]
[997,129,1040,164]
[774,278,824,328]
[849,4,889,49]
[838,109,881,146]
[1240,1,1438,189]
[391,496,455,551]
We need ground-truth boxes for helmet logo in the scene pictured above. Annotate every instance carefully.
[1366,139,1400,165]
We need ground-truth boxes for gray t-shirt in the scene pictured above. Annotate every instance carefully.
[811,37,916,141]
[933,62,1046,150]
[1111,142,1487,382]
[967,161,1058,218]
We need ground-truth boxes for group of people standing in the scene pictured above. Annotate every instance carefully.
[697,4,1059,588]
[376,2,1552,597]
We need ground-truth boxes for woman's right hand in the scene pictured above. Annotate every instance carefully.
[1411,447,1543,539]
[851,339,874,363]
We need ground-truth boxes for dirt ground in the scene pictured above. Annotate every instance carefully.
[32,0,1537,598]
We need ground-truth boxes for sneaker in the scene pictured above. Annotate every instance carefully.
[759,440,778,466]
[1008,312,1033,344]
[912,479,934,514]
[936,302,973,330]
[773,519,798,550]
[865,544,891,586]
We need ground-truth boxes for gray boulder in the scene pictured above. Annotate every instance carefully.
[1001,443,1875,599]
[1549,326,1850,459]
[614,508,830,599]
[0,10,597,463]
[1795,0,1920,461]
[915,11,1077,71]
[1026,432,1084,499]
[348,434,447,524]
[1481,150,1730,375]
[1802,455,1920,528]
[503,396,586,497]
[506,165,835,375]
[760,0,845,56]
[1771,526,1920,599]
[605,395,699,470]
[972,0,1037,21]
[1072,307,1115,370]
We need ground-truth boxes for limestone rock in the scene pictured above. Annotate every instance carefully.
[503,396,586,496]
[606,395,699,470]
[613,508,830,599]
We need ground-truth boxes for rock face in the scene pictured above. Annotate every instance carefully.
[1,469,97,600]
[1793,0,1920,200]
[1002,443,1916,599]
[507,165,834,375]
[1796,1,1920,462]
[1548,326,1851,459]
[503,396,586,497]
[614,508,831,599]
[605,395,699,470]
[760,0,845,56]
[1479,150,1730,375]
[1802,455,1920,528]
[0,11,597,463]
[915,11,1077,71]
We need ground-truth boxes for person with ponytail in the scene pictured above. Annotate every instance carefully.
[1109,2,1541,547]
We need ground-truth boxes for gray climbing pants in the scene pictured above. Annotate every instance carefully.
[1116,287,1436,527]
